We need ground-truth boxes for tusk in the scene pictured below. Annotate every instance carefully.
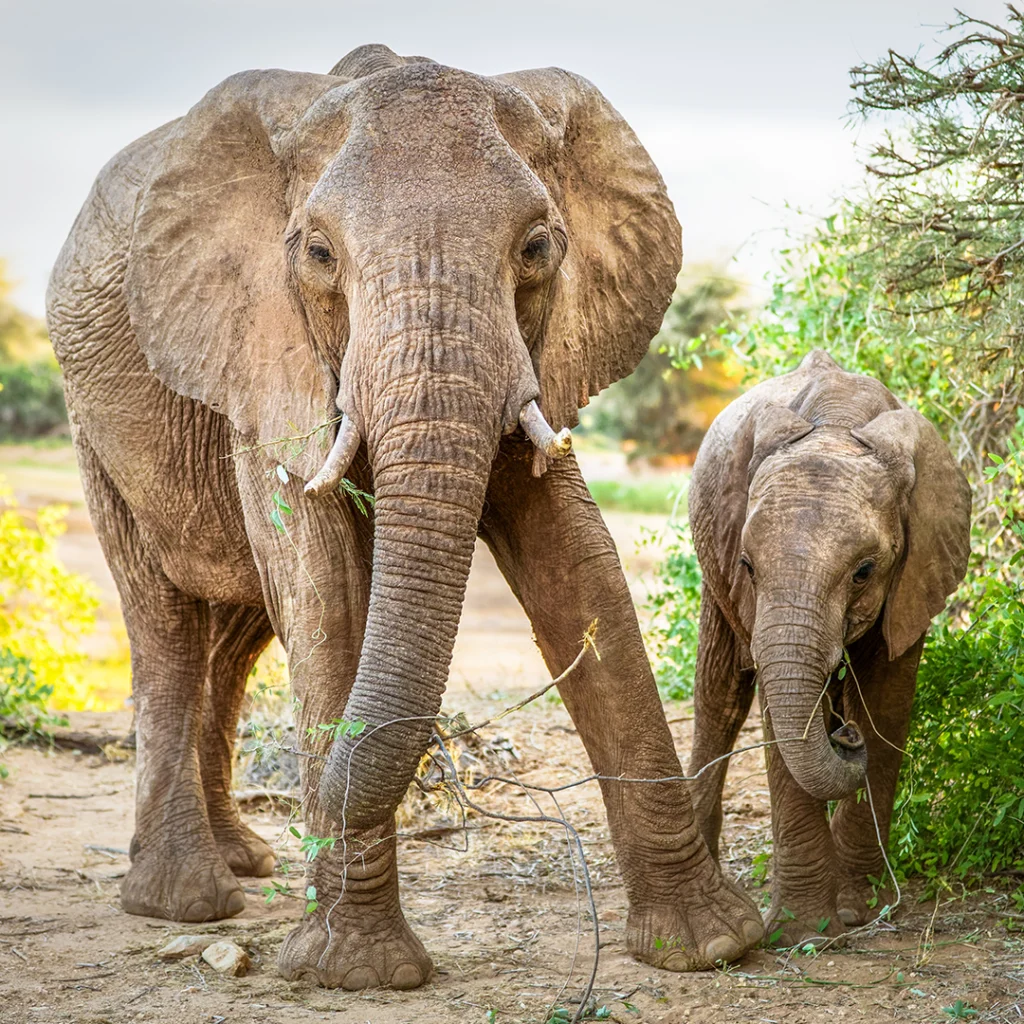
[519,400,572,460]
[304,414,361,498]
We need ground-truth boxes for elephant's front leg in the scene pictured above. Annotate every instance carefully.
[831,629,922,926]
[238,464,431,990]
[761,692,845,947]
[480,438,763,970]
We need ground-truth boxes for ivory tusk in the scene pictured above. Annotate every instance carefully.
[519,400,572,460]
[304,414,361,498]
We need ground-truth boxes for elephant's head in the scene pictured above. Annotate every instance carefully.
[705,354,970,801]
[123,45,680,828]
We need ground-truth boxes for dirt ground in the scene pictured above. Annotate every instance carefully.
[1,445,1021,1023]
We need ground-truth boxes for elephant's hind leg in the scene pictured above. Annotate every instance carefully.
[200,603,276,877]
[480,438,764,971]
[76,439,245,922]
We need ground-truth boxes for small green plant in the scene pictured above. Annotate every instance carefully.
[304,885,318,913]
[942,1000,978,1019]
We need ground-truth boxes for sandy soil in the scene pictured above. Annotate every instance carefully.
[1,444,1021,1022]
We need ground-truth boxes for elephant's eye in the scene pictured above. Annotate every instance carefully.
[522,229,551,264]
[740,555,755,580]
[308,243,335,267]
[853,560,875,584]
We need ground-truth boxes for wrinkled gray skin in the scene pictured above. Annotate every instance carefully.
[687,350,971,947]
[47,45,764,989]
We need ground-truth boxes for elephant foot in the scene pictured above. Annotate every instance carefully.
[121,845,246,922]
[627,875,763,971]
[836,874,890,927]
[278,906,432,990]
[212,819,276,877]
[764,904,846,949]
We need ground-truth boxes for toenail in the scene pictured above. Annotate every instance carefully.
[183,899,215,923]
[224,889,246,917]
[342,966,381,990]
[704,935,741,963]
[254,852,275,876]
[660,950,692,972]
[837,908,858,926]
[390,962,424,989]
[742,918,764,945]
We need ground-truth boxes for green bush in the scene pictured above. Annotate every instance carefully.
[642,520,702,702]
[580,272,743,459]
[0,360,67,440]
[893,575,1024,881]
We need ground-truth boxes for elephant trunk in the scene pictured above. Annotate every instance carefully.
[751,587,867,802]
[318,391,496,829]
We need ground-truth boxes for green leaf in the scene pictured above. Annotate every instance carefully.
[276,465,290,484]
[269,507,285,534]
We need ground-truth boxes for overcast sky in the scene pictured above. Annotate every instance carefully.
[0,0,1011,315]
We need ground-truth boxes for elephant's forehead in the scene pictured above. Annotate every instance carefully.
[750,445,900,515]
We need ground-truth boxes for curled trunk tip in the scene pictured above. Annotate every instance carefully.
[305,414,360,499]
[520,400,572,461]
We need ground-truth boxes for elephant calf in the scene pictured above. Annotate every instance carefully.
[686,350,970,947]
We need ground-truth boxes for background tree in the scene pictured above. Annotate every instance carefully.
[580,271,744,461]
[0,262,66,440]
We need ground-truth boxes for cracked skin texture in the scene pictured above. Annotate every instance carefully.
[46,43,762,988]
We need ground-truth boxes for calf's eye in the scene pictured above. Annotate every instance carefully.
[853,560,875,584]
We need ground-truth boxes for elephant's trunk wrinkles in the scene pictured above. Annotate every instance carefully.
[318,297,502,828]
[304,414,361,498]
[752,594,867,802]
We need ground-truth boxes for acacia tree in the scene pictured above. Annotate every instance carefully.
[847,7,1024,455]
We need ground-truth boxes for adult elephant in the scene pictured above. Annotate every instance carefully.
[47,45,763,989]
[686,350,971,947]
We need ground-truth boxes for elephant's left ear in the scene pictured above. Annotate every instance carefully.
[852,409,972,659]
[495,68,682,431]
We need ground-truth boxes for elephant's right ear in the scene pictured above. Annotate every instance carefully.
[125,70,341,480]
[852,408,972,659]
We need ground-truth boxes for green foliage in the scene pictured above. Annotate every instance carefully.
[288,825,338,862]
[0,650,67,740]
[893,573,1024,881]
[0,361,67,440]
[305,717,366,741]
[942,1000,979,1020]
[0,262,67,440]
[643,520,702,701]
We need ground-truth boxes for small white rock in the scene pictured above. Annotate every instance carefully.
[201,940,251,976]
[156,934,218,960]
